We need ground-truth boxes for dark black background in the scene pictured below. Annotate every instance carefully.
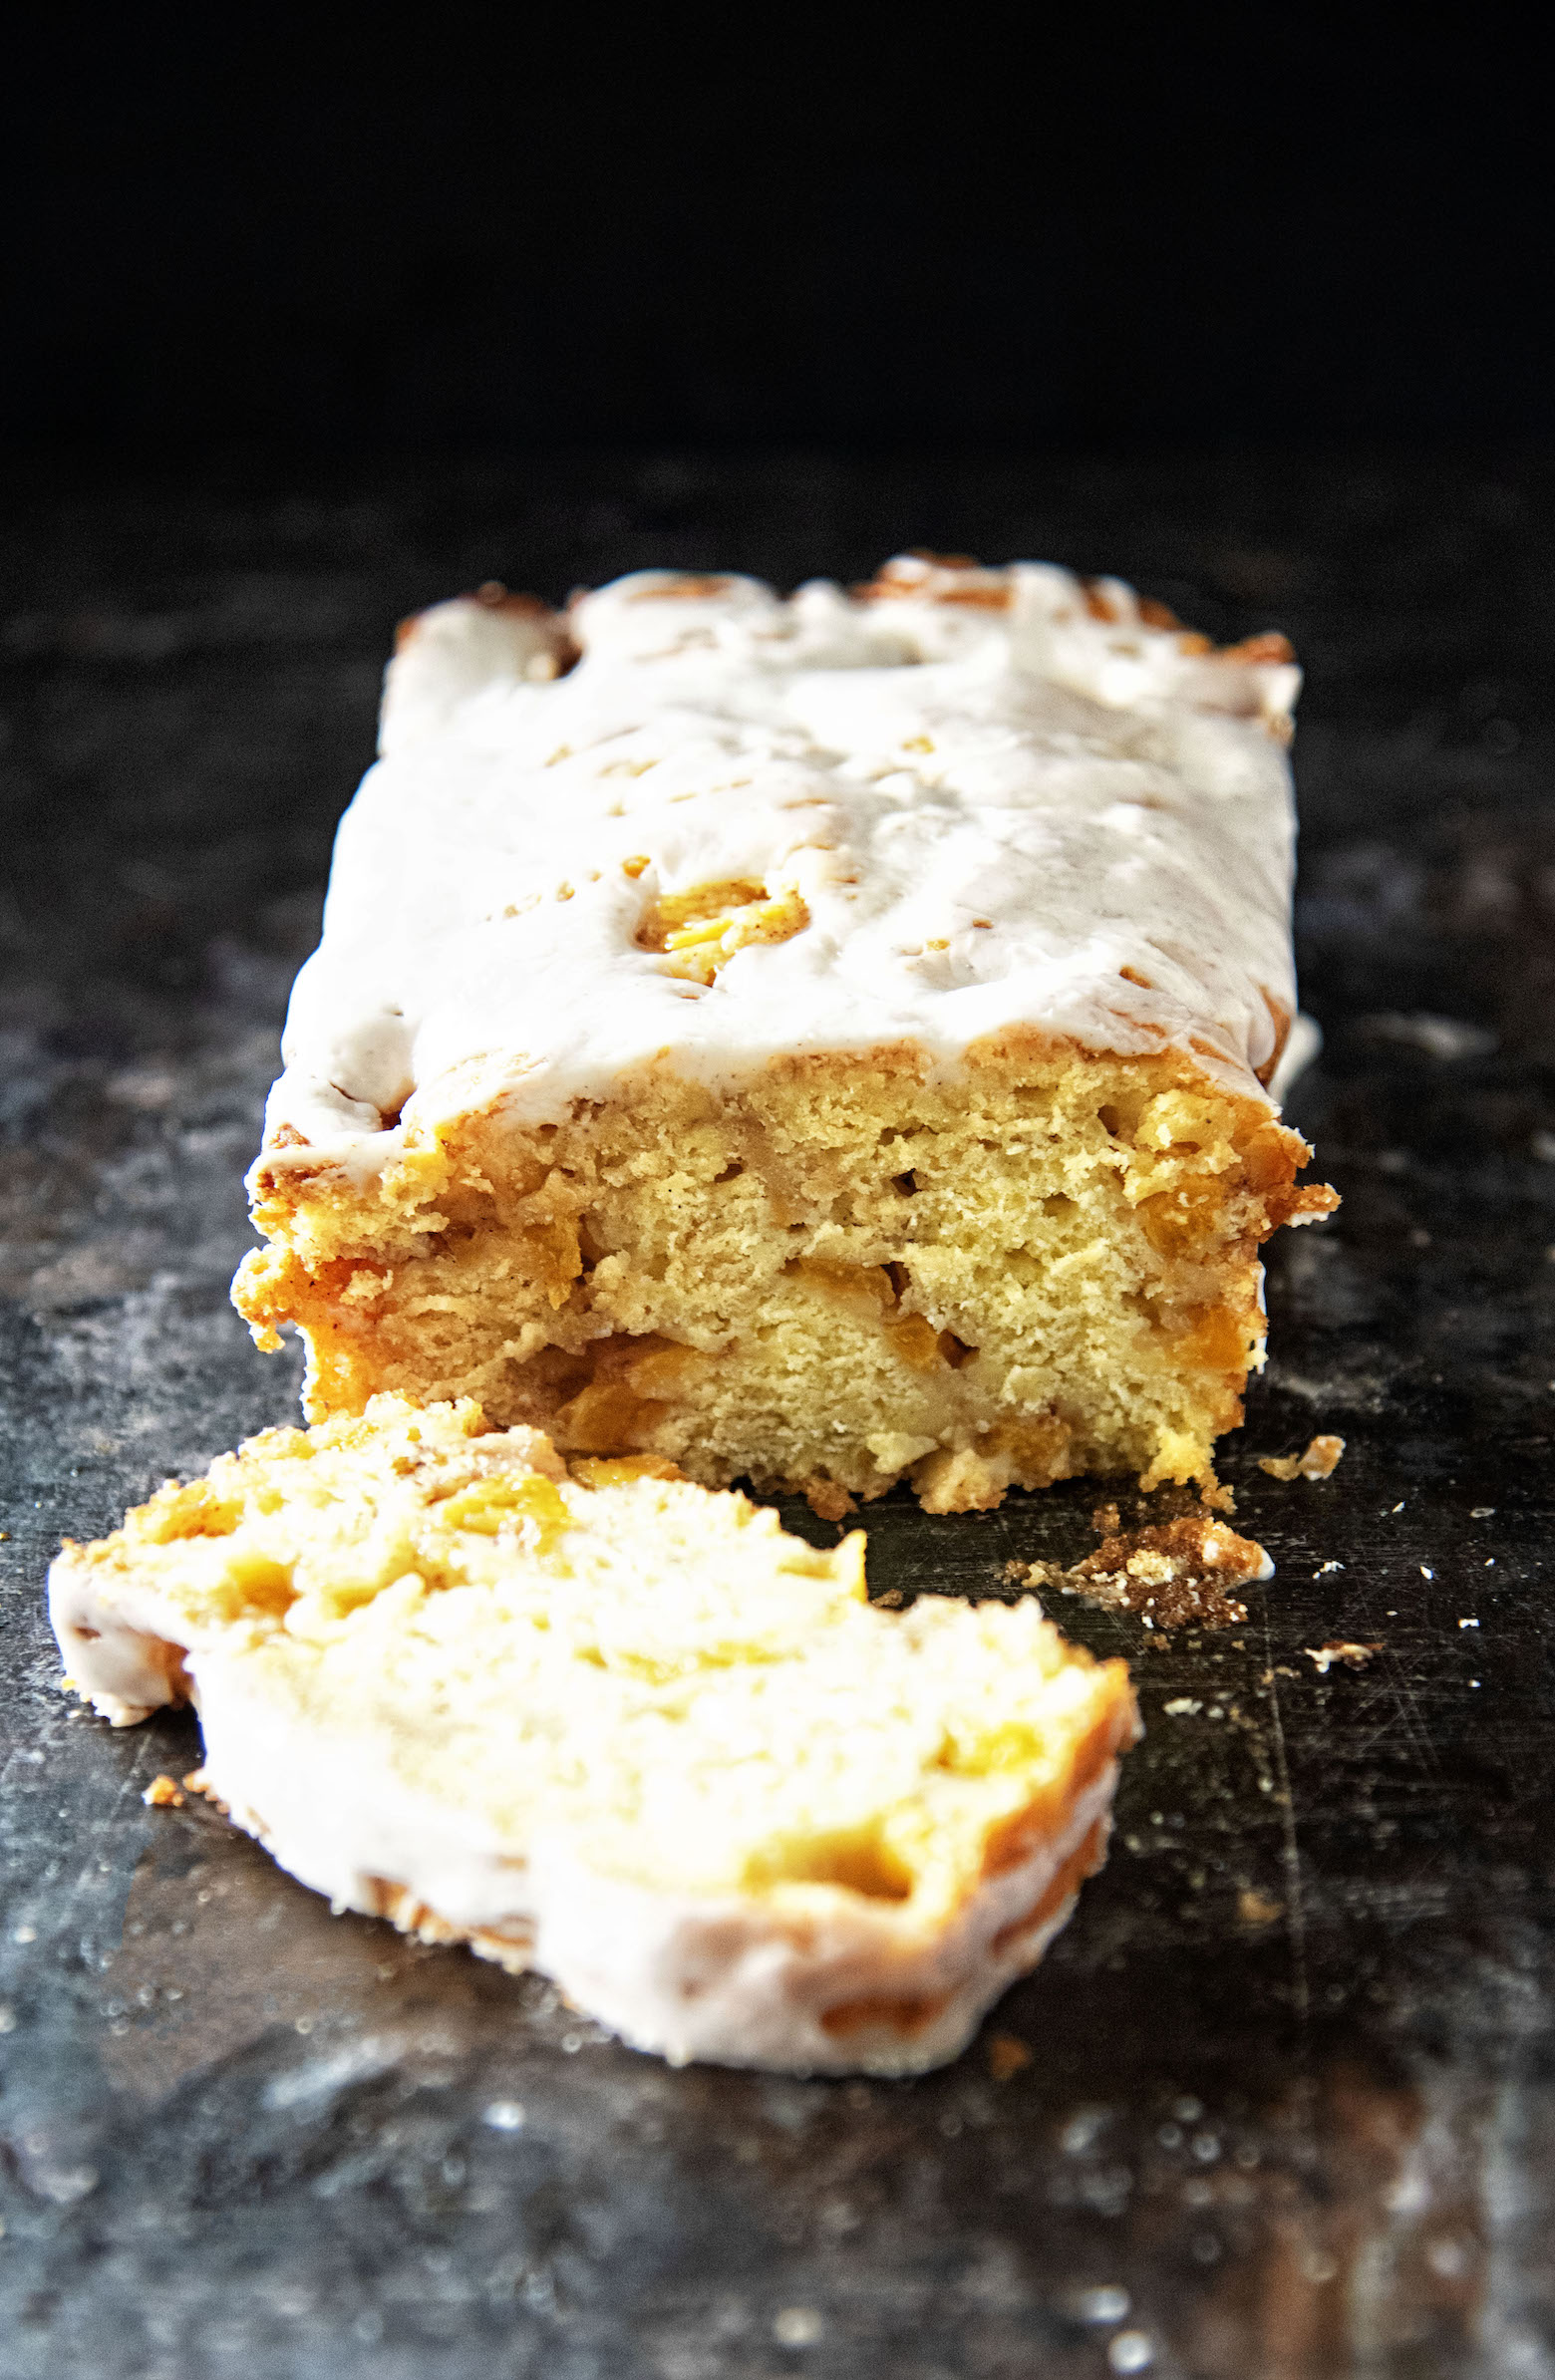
[5,446,1555,2380]
[6,22,1555,2376]
[5,11,1550,455]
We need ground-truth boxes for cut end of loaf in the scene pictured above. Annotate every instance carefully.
[236,1041,1335,1514]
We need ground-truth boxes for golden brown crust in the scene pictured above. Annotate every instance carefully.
[989,1814,1111,1954]
[394,585,580,681]
[619,573,738,603]
[364,1878,537,1973]
[1216,630,1296,668]
[981,1670,1138,1878]
[1254,995,1294,1088]
[819,1986,955,2040]
[847,555,1300,670]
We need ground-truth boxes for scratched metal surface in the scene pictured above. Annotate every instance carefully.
[2,451,1553,2378]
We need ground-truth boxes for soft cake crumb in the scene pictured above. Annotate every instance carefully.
[1303,1639,1381,1673]
[1018,1515,1272,1633]
[1259,1433,1345,1482]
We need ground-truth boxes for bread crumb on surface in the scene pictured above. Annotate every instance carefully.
[987,2031,1033,2082]
[142,1774,184,1808]
[801,1477,858,1522]
[1238,1888,1283,1926]
[1303,1639,1382,1673]
[1017,1515,1272,1633]
[1259,1433,1345,1482]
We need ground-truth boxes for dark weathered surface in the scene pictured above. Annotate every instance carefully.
[3,449,1553,2378]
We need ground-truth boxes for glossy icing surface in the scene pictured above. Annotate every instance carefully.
[260,557,1302,1177]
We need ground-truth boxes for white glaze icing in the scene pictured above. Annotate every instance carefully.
[255,557,1302,1183]
[49,1546,1123,2075]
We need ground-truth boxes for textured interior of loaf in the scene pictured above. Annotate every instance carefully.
[55,1395,1132,1920]
[235,1042,1333,1514]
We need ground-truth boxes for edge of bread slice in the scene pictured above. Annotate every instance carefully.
[49,1394,1138,2074]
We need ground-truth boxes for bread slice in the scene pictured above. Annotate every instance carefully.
[232,555,1335,1517]
[49,1393,1137,2074]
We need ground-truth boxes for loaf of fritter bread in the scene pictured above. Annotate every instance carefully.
[234,554,1334,1514]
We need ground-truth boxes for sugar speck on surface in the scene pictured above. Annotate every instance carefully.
[773,2306,823,2346]
[1073,2284,1130,2323]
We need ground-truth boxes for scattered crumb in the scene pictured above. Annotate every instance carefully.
[1259,1433,1345,1482]
[1303,1640,1382,1674]
[1238,1889,1283,1927]
[1162,1697,1203,1716]
[1457,1617,1479,1630]
[1090,1502,1121,1538]
[1012,1558,1066,1595]
[872,1588,907,1610]
[987,2031,1033,2083]
[1014,1518,1268,1632]
[143,1774,184,1808]
[1066,1516,1271,1632]
[802,1479,857,1522]
[1014,1515,1270,1632]
[1470,1505,1495,1518]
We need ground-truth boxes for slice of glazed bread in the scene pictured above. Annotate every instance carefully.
[49,1394,1137,2075]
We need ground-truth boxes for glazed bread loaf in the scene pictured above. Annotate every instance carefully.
[234,555,1334,1514]
[49,1395,1137,2075]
